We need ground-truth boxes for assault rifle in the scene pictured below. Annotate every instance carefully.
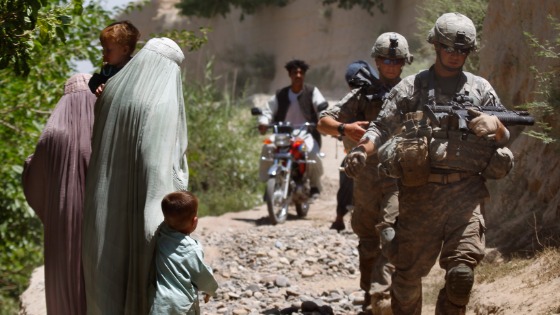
[423,94,535,131]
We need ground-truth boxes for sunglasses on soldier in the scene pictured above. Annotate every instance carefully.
[381,58,406,65]
[439,43,471,55]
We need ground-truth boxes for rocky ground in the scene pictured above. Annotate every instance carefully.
[19,135,560,315]
[159,135,373,314]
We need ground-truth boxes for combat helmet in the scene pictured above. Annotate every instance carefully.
[427,12,477,51]
[371,32,413,64]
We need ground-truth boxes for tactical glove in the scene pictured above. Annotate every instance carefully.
[344,146,367,178]
[468,109,510,144]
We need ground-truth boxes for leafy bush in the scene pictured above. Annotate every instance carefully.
[184,59,263,216]
[523,15,560,144]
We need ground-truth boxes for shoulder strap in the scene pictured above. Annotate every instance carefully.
[415,69,433,111]
[460,71,474,96]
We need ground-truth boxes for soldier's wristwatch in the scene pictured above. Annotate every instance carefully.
[337,123,346,136]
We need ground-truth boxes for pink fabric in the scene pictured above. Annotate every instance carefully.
[22,73,96,315]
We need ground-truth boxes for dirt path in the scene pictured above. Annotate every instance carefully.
[198,134,344,233]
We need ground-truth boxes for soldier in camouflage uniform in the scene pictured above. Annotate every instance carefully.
[345,13,512,315]
[318,32,413,311]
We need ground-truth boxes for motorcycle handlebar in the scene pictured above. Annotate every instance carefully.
[257,122,316,134]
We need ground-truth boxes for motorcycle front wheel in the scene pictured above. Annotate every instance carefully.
[295,201,309,218]
[265,177,289,225]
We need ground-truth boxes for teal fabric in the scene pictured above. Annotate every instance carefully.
[82,38,188,315]
[150,224,218,315]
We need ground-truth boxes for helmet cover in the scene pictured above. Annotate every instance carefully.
[371,32,413,64]
[427,12,477,50]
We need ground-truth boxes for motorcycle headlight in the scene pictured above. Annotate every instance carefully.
[274,134,291,147]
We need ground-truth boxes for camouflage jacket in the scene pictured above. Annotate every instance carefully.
[364,66,504,149]
[321,85,392,156]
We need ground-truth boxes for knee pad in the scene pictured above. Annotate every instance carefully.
[445,263,474,306]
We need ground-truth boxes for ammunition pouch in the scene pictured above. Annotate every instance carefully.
[397,137,431,187]
[429,130,496,173]
[377,136,404,179]
[377,135,431,187]
[378,112,514,186]
[378,115,431,187]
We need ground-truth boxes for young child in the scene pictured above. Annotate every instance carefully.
[150,191,218,315]
[88,20,140,96]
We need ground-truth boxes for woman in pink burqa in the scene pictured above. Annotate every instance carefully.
[22,73,96,315]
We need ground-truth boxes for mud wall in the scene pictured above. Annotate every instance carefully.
[479,0,560,251]
[124,0,421,98]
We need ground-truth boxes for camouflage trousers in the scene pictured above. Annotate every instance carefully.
[390,176,489,315]
[350,160,399,293]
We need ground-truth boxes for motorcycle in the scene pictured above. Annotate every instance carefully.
[251,107,316,225]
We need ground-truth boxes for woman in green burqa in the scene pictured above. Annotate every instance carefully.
[82,37,189,315]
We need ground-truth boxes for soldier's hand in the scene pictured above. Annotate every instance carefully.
[346,121,370,142]
[344,146,367,178]
[468,109,503,139]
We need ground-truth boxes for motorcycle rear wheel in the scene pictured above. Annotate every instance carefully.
[265,177,289,224]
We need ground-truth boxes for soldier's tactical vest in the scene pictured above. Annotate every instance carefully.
[419,69,498,174]
[378,69,509,186]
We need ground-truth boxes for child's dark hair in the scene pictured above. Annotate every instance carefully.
[161,191,198,225]
[100,20,140,54]
[285,59,309,73]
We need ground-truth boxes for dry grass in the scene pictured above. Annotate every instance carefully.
[535,247,560,279]
[476,247,560,285]
[475,256,531,284]
[522,247,560,289]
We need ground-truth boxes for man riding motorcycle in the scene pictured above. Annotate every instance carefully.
[257,59,328,199]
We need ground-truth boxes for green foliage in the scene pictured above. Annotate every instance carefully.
[175,0,385,20]
[322,0,384,15]
[152,27,210,52]
[414,0,489,72]
[0,165,43,311]
[523,15,560,143]
[184,59,263,216]
[176,0,289,19]
[0,0,85,76]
